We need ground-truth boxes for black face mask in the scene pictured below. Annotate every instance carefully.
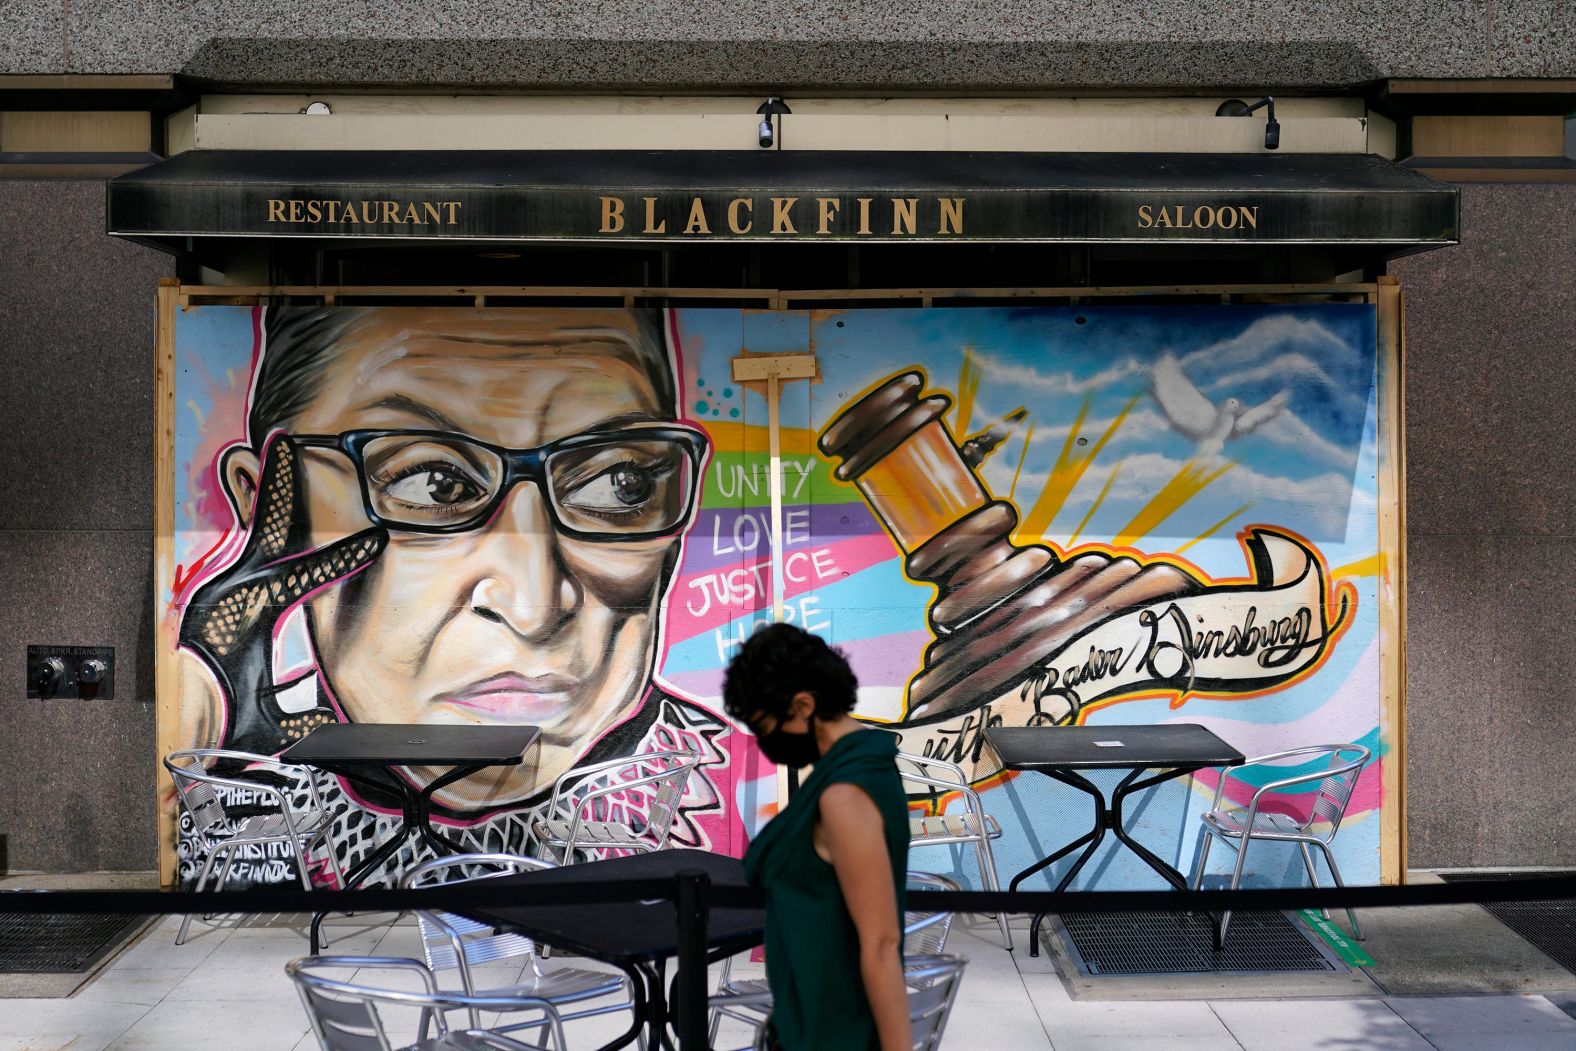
[757,713,820,769]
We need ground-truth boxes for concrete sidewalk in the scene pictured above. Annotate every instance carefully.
[1,877,1575,1050]
[1010,905,1576,1051]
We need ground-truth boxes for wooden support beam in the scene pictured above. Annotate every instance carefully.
[1376,274,1408,885]
[172,282,1378,307]
[154,277,180,889]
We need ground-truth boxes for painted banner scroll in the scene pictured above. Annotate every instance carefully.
[165,303,1383,891]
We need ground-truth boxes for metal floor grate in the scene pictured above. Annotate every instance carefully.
[1057,910,1346,976]
[0,914,149,974]
[1440,871,1576,974]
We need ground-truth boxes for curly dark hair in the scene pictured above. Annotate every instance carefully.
[723,623,859,726]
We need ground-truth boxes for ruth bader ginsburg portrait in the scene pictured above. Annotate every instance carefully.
[171,306,733,887]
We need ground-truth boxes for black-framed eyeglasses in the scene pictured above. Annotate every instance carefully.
[291,425,709,539]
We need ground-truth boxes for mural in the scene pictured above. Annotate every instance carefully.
[165,303,1383,891]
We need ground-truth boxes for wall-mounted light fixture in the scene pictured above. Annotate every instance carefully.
[1216,96,1280,150]
[301,100,333,116]
[756,97,792,149]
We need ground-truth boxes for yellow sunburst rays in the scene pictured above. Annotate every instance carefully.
[1112,457,1237,549]
[1175,501,1254,555]
[951,345,982,437]
[1332,553,1386,578]
[1008,423,1035,503]
[1014,393,1141,545]
[1065,464,1123,549]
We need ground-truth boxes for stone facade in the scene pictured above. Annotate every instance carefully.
[4,2,1574,87]
[0,181,170,871]
[1,3,1573,872]
[1393,184,1576,868]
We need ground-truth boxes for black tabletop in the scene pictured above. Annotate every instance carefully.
[986,723,1244,771]
[460,849,762,965]
[280,722,541,767]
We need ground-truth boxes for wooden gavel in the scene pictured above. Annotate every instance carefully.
[819,371,1197,725]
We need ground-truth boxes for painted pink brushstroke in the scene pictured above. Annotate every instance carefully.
[1191,759,1383,820]
[665,532,905,641]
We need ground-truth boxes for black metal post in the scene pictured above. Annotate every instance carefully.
[674,869,711,1050]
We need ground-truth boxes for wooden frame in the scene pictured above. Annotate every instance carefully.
[153,281,1405,886]
[174,283,1378,311]
[1376,276,1408,885]
[154,277,180,887]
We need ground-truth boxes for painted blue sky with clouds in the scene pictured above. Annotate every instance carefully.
[794,304,1379,572]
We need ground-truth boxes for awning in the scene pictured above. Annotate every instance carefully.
[107,149,1458,256]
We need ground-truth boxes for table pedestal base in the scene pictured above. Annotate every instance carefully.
[1009,765,1202,957]
[309,761,489,954]
[593,957,705,1051]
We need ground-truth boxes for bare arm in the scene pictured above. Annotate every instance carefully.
[820,782,911,1051]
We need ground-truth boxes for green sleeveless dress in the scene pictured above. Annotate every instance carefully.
[742,730,910,1051]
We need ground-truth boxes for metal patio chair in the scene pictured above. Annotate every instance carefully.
[897,749,1014,949]
[901,871,963,959]
[707,872,962,1048]
[164,747,344,944]
[400,853,640,1044]
[709,953,968,1051]
[900,954,970,1051]
[531,748,701,865]
[287,954,562,1051]
[1191,742,1372,946]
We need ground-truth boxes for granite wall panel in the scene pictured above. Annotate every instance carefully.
[3,1,64,74]
[1490,0,1576,77]
[0,181,169,533]
[1394,183,1576,869]
[17,0,1552,86]
[0,180,169,872]
[1405,533,1576,867]
[0,529,157,871]
[1396,185,1576,540]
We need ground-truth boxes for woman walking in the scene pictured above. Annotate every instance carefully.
[726,623,912,1051]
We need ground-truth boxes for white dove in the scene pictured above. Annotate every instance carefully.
[1150,354,1290,459]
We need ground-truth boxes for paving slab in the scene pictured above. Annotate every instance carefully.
[1356,902,1576,997]
[1383,994,1576,1040]
[1019,970,1074,1010]
[1050,1038,1240,1051]
[944,994,1049,1050]
[1034,998,1234,1039]
[1210,998,1434,1051]
[0,997,149,1051]
[951,939,1033,1004]
[110,915,229,971]
[1426,1036,1576,1051]
[74,968,188,1007]
[1546,991,1576,1021]
[106,996,312,1051]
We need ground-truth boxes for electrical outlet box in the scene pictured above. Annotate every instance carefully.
[26,645,115,699]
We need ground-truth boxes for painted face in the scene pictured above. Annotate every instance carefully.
[268,309,685,810]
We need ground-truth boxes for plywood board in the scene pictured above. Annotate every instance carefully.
[152,283,1403,890]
